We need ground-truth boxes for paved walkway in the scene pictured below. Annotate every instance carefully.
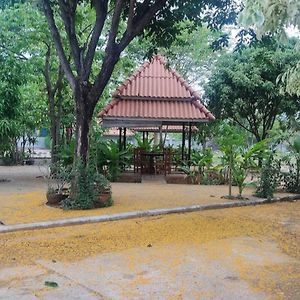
[1,202,300,299]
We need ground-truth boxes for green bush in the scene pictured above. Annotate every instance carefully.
[61,161,112,210]
[61,161,94,210]
[282,166,300,193]
[255,154,281,199]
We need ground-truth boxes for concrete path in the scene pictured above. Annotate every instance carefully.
[1,237,298,299]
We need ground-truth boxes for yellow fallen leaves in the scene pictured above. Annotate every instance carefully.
[0,202,299,268]
[0,182,292,225]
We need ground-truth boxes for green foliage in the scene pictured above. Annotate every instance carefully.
[180,164,200,185]
[44,135,52,149]
[0,55,24,159]
[61,160,96,210]
[59,140,75,166]
[231,140,267,198]
[240,0,300,96]
[205,42,300,141]
[217,122,267,198]
[282,134,300,193]
[191,148,213,175]
[47,162,72,194]
[134,134,154,152]
[93,172,111,194]
[240,0,300,38]
[255,154,282,199]
[61,160,112,210]
[94,140,130,181]
[160,22,224,88]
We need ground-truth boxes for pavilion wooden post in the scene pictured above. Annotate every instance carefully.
[188,123,192,164]
[181,124,185,161]
[123,127,127,150]
[142,131,145,143]
[159,126,163,149]
[118,127,122,152]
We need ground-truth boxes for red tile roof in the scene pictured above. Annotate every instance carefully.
[99,55,214,122]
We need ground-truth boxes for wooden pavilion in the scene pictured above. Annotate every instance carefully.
[98,55,214,175]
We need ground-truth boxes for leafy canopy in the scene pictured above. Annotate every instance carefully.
[205,41,300,142]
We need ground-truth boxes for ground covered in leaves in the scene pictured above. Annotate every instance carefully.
[0,202,299,299]
[0,166,292,225]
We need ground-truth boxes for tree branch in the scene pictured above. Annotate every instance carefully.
[107,0,124,51]
[118,0,167,52]
[0,44,28,60]
[53,64,64,96]
[89,0,167,105]
[43,43,53,97]
[42,0,76,91]
[83,0,108,81]
[58,0,81,74]
[127,0,135,33]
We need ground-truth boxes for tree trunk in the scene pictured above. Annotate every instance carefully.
[50,118,60,164]
[50,88,63,165]
[73,86,94,166]
[228,155,233,197]
[69,87,95,200]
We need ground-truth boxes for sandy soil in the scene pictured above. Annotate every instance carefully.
[0,202,299,299]
[0,165,293,225]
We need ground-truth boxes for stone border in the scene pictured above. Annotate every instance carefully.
[1,195,299,234]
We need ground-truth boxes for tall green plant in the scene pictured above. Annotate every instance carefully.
[62,160,95,210]
[232,140,267,198]
[217,123,245,197]
[191,148,213,176]
[282,134,300,193]
[255,153,281,199]
[96,140,129,181]
[134,134,154,152]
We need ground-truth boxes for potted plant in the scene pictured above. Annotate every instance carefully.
[45,163,70,205]
[93,173,112,207]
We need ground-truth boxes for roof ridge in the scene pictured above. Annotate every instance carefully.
[167,68,201,100]
[98,98,120,118]
[112,60,151,97]
[192,99,215,120]
[152,55,202,100]
[112,54,169,97]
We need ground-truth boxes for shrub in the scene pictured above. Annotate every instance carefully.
[255,154,281,199]
[282,165,300,193]
[61,161,96,210]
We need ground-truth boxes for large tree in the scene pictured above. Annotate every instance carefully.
[0,3,67,163]
[40,0,239,171]
[240,0,300,96]
[205,42,300,142]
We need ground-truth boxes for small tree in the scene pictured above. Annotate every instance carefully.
[232,140,266,198]
[217,123,245,198]
[282,134,300,193]
[255,153,281,199]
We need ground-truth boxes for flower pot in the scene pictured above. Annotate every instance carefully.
[46,191,68,205]
[95,192,112,208]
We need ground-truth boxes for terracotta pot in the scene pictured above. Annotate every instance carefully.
[95,192,112,207]
[46,191,68,205]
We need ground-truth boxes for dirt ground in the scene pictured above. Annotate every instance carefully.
[0,202,299,299]
[0,165,293,225]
